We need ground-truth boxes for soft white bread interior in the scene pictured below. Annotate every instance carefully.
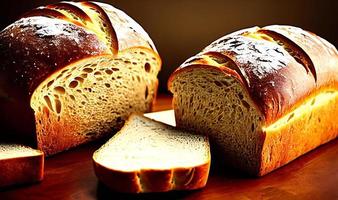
[93,115,210,193]
[171,67,264,174]
[0,144,42,159]
[0,144,44,187]
[30,48,160,156]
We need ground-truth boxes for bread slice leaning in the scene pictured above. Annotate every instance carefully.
[93,115,210,193]
[0,144,44,188]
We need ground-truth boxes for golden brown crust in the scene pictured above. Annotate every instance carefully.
[95,2,157,52]
[93,161,210,193]
[0,152,44,188]
[259,90,338,176]
[93,162,141,193]
[46,2,92,23]
[80,1,118,54]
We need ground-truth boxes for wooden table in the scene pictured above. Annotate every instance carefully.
[1,95,338,200]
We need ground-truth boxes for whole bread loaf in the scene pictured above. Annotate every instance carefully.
[168,25,338,176]
[0,2,161,156]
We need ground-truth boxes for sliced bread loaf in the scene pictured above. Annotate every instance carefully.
[93,114,210,193]
[0,1,161,156]
[0,144,44,188]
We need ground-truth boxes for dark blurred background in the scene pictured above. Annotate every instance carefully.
[1,0,337,94]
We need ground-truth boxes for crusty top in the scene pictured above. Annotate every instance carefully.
[0,1,157,96]
[169,25,338,125]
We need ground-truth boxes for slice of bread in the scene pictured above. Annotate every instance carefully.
[0,144,44,188]
[93,114,210,193]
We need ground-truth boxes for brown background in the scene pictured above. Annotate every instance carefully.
[1,0,337,94]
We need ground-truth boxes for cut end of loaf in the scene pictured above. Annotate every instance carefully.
[170,67,264,175]
[93,114,210,193]
[0,144,44,188]
[0,144,43,160]
[30,48,160,156]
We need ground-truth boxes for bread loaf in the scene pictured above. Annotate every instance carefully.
[0,2,161,156]
[168,25,338,176]
[0,144,44,188]
[93,114,210,193]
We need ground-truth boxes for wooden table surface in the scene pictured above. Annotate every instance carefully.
[1,95,338,200]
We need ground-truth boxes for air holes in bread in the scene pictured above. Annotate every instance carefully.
[83,68,93,73]
[214,81,222,87]
[145,86,149,99]
[44,96,53,111]
[105,83,111,88]
[144,63,151,73]
[94,71,102,76]
[241,100,250,110]
[75,77,84,83]
[105,69,113,74]
[69,95,75,101]
[111,68,119,71]
[55,99,62,114]
[69,81,78,88]
[54,86,65,94]
[47,80,54,87]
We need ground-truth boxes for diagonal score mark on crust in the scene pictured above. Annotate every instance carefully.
[46,2,93,26]
[78,1,118,54]
[20,8,69,20]
[202,51,250,88]
[177,52,250,88]
[254,29,317,81]
[25,1,119,55]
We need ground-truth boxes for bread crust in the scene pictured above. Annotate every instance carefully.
[259,90,338,176]
[0,151,44,188]
[93,160,210,193]
[93,114,210,193]
[169,25,338,176]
